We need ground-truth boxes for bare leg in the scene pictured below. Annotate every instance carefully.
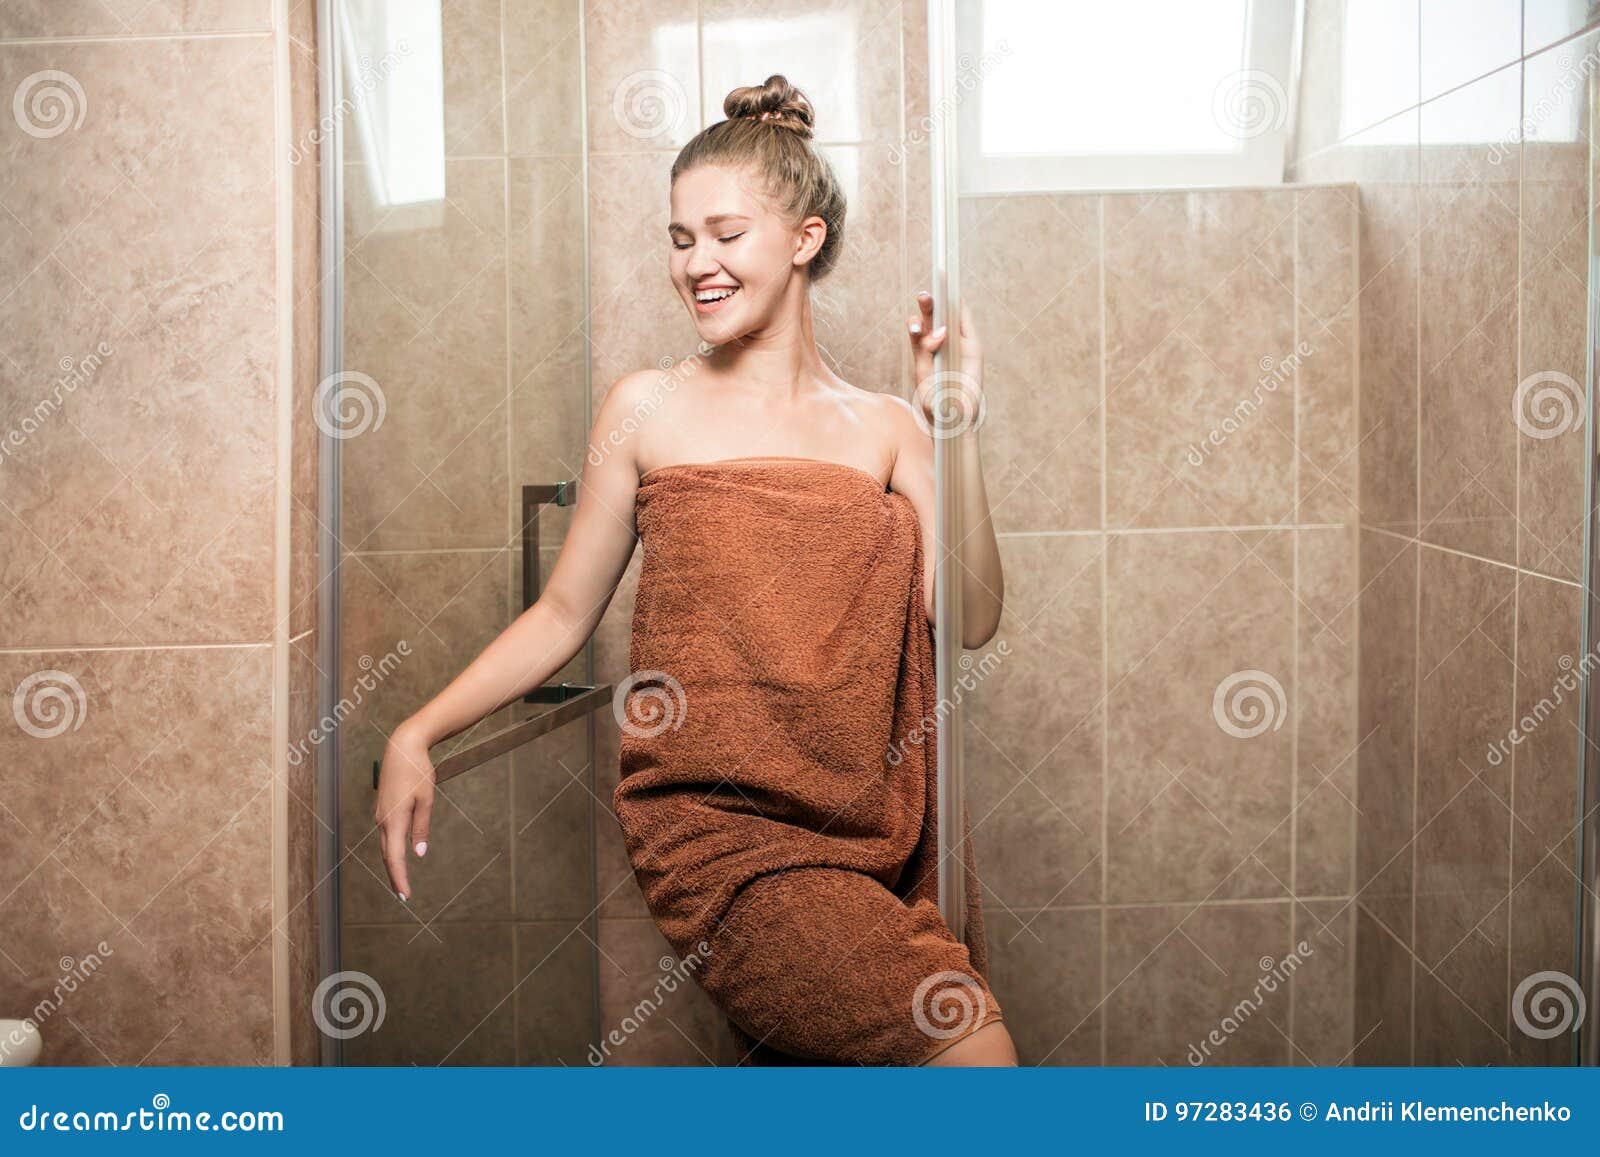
[921,1020,1018,1067]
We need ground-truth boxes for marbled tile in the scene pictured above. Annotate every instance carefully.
[1356,530,1416,942]
[286,630,322,1066]
[1105,531,1296,903]
[1413,548,1514,1030]
[585,0,700,153]
[1353,904,1412,1064]
[509,155,588,544]
[1296,527,1358,898]
[1415,547,1515,817]
[511,703,595,924]
[342,923,516,1064]
[340,159,509,551]
[1507,855,1582,1065]
[957,194,1101,534]
[1104,190,1298,529]
[1517,42,1593,582]
[0,37,280,646]
[595,917,728,1065]
[1510,572,1584,878]
[0,0,269,36]
[810,145,905,394]
[965,533,1103,908]
[1292,900,1355,1065]
[1413,957,1510,1065]
[982,906,1100,1066]
[440,0,506,157]
[514,920,596,1063]
[337,548,513,925]
[1295,186,1359,526]
[1105,901,1293,1066]
[504,0,586,156]
[586,151,701,388]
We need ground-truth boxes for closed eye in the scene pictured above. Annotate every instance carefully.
[671,231,744,250]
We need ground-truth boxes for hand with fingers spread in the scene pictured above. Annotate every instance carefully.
[374,723,436,903]
[908,291,986,438]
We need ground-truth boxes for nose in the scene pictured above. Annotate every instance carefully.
[683,242,720,281]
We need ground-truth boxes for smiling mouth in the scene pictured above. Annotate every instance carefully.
[693,285,739,313]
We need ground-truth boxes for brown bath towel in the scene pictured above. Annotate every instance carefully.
[613,456,1001,1065]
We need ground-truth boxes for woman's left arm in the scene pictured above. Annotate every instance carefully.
[893,292,1004,650]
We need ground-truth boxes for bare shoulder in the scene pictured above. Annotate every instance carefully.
[599,367,681,416]
[868,390,928,461]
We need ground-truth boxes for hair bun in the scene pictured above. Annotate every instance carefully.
[722,74,815,138]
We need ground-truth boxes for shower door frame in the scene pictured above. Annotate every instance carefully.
[926,0,968,943]
[1581,49,1600,1065]
[313,0,345,1068]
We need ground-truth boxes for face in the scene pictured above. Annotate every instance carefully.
[668,164,824,343]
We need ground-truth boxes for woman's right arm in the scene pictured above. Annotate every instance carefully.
[375,370,660,900]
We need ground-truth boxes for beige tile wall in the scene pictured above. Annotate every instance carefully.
[959,186,1360,1065]
[1293,0,1593,1066]
[0,0,320,1064]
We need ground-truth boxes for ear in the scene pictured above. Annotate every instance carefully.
[792,215,827,271]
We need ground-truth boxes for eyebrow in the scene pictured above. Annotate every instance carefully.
[667,212,751,232]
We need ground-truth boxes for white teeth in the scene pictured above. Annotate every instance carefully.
[695,287,738,303]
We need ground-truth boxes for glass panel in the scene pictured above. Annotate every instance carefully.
[942,0,1593,1066]
[327,0,596,1066]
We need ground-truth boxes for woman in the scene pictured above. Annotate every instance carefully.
[375,75,1014,1067]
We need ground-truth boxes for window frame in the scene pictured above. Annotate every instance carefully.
[954,0,1300,194]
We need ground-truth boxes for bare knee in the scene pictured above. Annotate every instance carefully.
[920,1020,1018,1067]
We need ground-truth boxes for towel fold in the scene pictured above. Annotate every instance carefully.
[613,457,999,1065]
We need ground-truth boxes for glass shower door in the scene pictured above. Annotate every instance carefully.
[935,0,1595,1067]
[318,0,599,1065]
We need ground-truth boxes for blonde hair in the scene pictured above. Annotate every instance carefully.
[670,75,847,280]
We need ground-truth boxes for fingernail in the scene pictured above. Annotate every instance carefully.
[910,323,921,335]
[415,841,427,857]
[396,891,407,903]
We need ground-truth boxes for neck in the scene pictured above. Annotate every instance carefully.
[712,274,829,395]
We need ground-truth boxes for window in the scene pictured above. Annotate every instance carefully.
[956,0,1298,193]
